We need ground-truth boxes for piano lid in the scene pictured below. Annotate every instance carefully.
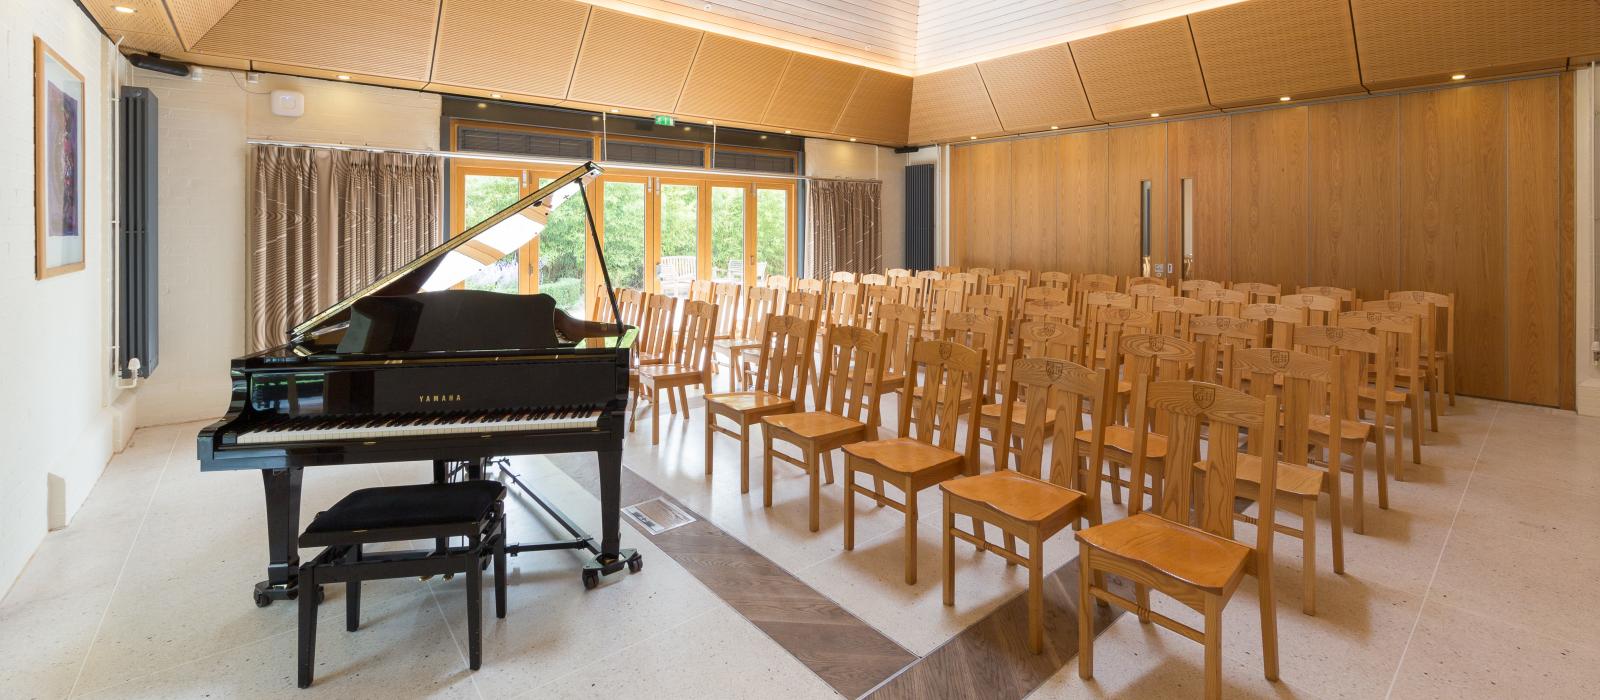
[290,161,604,341]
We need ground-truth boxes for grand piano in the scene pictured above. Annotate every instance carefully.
[198,161,640,607]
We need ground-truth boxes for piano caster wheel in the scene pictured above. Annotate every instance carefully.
[627,557,643,574]
[582,570,600,590]
[254,591,273,608]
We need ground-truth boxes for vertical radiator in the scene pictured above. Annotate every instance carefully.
[905,164,935,269]
[119,87,159,378]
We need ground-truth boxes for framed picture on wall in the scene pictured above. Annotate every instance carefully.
[34,37,86,279]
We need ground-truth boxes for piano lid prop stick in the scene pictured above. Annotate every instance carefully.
[578,182,626,336]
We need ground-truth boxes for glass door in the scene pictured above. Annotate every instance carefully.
[534,174,589,315]
[657,180,701,299]
[754,184,793,283]
[456,165,528,293]
[599,175,651,293]
[710,185,746,283]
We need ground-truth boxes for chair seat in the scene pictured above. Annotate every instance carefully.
[1357,386,1408,404]
[980,401,1058,426]
[302,481,506,546]
[713,338,758,352]
[844,437,963,475]
[1075,512,1252,594]
[763,411,866,441]
[1081,425,1168,459]
[1208,454,1325,498]
[705,391,793,414]
[941,471,1084,524]
[637,364,704,382]
[1308,415,1371,441]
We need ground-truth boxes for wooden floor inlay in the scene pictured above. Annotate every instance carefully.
[545,454,918,698]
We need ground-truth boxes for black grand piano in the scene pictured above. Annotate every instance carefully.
[199,161,640,607]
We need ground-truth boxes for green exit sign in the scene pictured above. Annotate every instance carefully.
[653,115,674,126]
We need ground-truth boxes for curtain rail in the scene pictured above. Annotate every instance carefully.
[244,138,883,184]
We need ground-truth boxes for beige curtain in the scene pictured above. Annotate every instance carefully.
[805,179,881,279]
[247,145,443,350]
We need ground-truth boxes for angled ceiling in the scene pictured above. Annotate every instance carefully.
[80,0,1600,147]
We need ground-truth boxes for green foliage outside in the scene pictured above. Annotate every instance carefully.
[601,182,647,290]
[462,175,519,295]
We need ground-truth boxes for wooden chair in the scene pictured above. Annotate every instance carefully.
[1295,325,1385,533]
[977,321,1084,469]
[764,274,793,293]
[941,356,1109,653]
[709,282,742,342]
[984,276,1024,322]
[1180,279,1223,298]
[1198,287,1249,317]
[1022,298,1075,325]
[1233,281,1281,304]
[1038,271,1072,291]
[1000,268,1033,285]
[860,272,888,286]
[628,295,678,428]
[1075,275,1119,318]
[935,265,961,275]
[886,268,912,281]
[635,300,718,444]
[829,270,857,284]
[946,271,980,295]
[590,285,647,327]
[1297,285,1355,308]
[743,289,821,385]
[1368,297,1444,430]
[1023,285,1071,305]
[934,311,1004,407]
[1125,276,1166,291]
[1076,379,1282,700]
[761,325,886,532]
[1232,348,1342,615]
[857,282,904,328]
[704,314,814,494]
[1389,290,1456,406]
[1190,315,1263,386]
[1101,334,1195,504]
[1084,305,1153,371]
[689,279,715,302]
[893,274,926,308]
[1281,293,1341,327]
[924,278,968,338]
[965,294,1014,388]
[713,286,778,390]
[842,340,985,584]
[1128,282,1175,308]
[1241,303,1307,350]
[1340,310,1424,470]
[868,302,923,404]
[1152,295,1208,341]
[822,281,861,330]
[796,277,824,295]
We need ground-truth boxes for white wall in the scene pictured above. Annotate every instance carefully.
[0,0,132,597]
[803,139,906,269]
[1576,66,1599,416]
[128,69,440,427]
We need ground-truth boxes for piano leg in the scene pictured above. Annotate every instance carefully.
[581,449,641,588]
[255,467,304,607]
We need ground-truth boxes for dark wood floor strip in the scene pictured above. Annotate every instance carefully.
[544,454,917,698]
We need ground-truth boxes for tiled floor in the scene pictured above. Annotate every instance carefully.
[2,392,1597,699]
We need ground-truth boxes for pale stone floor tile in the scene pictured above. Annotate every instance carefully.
[1428,523,1600,649]
[1389,598,1600,699]
[1453,471,1600,556]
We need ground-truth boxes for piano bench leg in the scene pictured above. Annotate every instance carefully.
[345,545,361,632]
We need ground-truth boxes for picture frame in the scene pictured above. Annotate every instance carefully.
[35,36,86,279]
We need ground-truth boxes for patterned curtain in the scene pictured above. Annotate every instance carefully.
[805,179,881,279]
[331,151,443,297]
[247,145,443,351]
[248,145,322,351]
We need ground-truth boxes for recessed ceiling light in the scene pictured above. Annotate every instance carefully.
[490,93,501,98]
[849,137,857,142]
[590,116,599,121]
[707,120,715,125]
[684,126,692,131]
[969,136,977,140]
[1451,73,1467,80]
[610,108,619,113]
[1150,112,1160,118]
[1279,96,1291,102]
[703,3,711,9]
[784,130,792,134]
[476,102,486,109]
[1050,125,1059,130]
[336,74,350,80]
[113,5,136,13]
[759,134,767,139]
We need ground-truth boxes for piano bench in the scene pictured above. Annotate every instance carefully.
[295,481,508,689]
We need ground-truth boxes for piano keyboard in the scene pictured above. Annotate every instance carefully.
[233,407,603,445]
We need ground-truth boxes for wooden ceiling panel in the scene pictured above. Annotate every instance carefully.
[763,54,866,133]
[194,0,440,81]
[977,43,1095,132]
[81,0,179,38]
[1351,0,1600,89]
[567,7,702,111]
[1070,17,1212,122]
[908,65,1001,144]
[1189,0,1363,107]
[166,0,239,48]
[675,34,791,123]
[252,61,428,90]
[432,0,589,99]
[833,70,913,144]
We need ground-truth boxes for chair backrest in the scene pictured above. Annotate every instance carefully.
[829,271,857,284]
[1298,285,1355,306]
[886,268,912,279]
[1022,298,1075,325]
[1280,293,1341,326]
[997,357,1108,503]
[783,290,823,324]
[764,274,793,292]
[860,272,888,286]
[985,277,1023,315]
[1151,295,1208,340]
[1125,276,1166,291]
[1387,290,1454,362]
[1241,302,1305,349]
[753,314,815,402]
[1038,271,1072,290]
[915,269,944,281]
[818,324,887,428]
[1121,334,1197,386]
[1364,298,1435,365]
[1079,274,1118,293]
[872,303,923,382]
[1197,286,1249,317]
[1338,310,1417,396]
[946,271,980,295]
[638,294,679,360]
[1000,269,1032,285]
[939,310,1005,398]
[738,286,780,339]
[1016,320,1085,364]
[1086,307,1156,373]
[795,278,824,294]
[710,282,742,337]
[1127,282,1174,310]
[1232,281,1281,304]
[1023,285,1071,304]
[689,278,715,302]
[1189,315,1262,385]
[964,294,1013,343]
[927,278,968,331]
[857,283,904,327]
[823,281,861,328]
[900,340,985,467]
[1084,290,1134,312]
[1293,325,1384,423]
[674,300,719,373]
[935,265,961,275]
[892,274,926,307]
[1128,378,1279,558]
[1180,279,1222,298]
[1234,347,1332,460]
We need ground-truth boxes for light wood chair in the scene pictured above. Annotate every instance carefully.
[1340,310,1424,470]
[1101,333,1195,503]
[1241,302,1307,350]
[886,268,912,280]
[761,325,886,532]
[689,279,715,302]
[823,281,861,329]
[1281,293,1341,327]
[1232,348,1341,615]
[857,283,904,328]
[933,311,1004,408]
[829,271,857,284]
[713,286,779,390]
[764,274,793,294]
[977,321,1084,469]
[1038,271,1072,291]
[942,356,1110,653]
[796,277,824,295]
[964,295,1014,394]
[946,271,981,295]
[704,314,814,494]
[709,282,742,340]
[1367,298,1443,431]
[1389,290,1456,406]
[1000,268,1033,285]
[1180,279,1223,298]
[842,340,985,584]
[1198,287,1250,317]
[1075,276,1120,319]
[860,273,888,286]
[1023,285,1071,305]
[1297,285,1355,308]
[935,265,961,275]
[590,285,648,328]
[868,302,922,404]
[1128,282,1175,311]
[924,278,967,339]
[1125,276,1167,291]
[627,294,678,425]
[635,300,718,444]
[1233,281,1281,304]
[1295,325,1384,534]
[893,274,926,308]
[1076,378,1283,700]
[1084,305,1154,371]
[1190,315,1263,387]
[1152,295,1208,341]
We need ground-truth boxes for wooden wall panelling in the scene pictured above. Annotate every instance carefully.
[1307,96,1401,300]
[1054,131,1110,274]
[1558,72,1577,410]
[965,142,1014,269]
[1399,84,1508,399]
[431,0,591,99]
[1070,18,1213,123]
[1165,116,1230,281]
[193,0,442,81]
[1108,124,1165,277]
[949,145,971,266]
[1229,107,1309,289]
[565,7,702,111]
[1505,76,1561,406]
[1188,0,1365,108]
[1349,0,1600,90]
[1008,137,1054,273]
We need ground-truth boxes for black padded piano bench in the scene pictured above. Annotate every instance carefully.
[295,480,508,689]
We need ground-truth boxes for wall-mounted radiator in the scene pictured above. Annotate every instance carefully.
[119,86,158,378]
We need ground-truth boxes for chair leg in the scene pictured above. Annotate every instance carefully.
[844,459,858,550]
[666,384,678,415]
[738,423,751,494]
[904,484,919,585]
[1390,406,1404,481]
[1446,358,1457,406]
[1203,596,1223,700]
[345,546,361,632]
[466,541,483,671]
[1351,440,1366,535]
[1409,395,1423,465]
[494,531,507,620]
[651,387,662,445]
[1135,583,1151,624]
[807,447,821,533]
[1301,498,1317,616]
[821,449,835,485]
[1259,558,1281,682]
[1026,533,1045,654]
[297,565,318,689]
[1077,543,1095,681]
[704,413,716,477]
[763,430,775,508]
[941,492,955,606]
[1429,371,1442,432]
[1328,476,1345,575]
